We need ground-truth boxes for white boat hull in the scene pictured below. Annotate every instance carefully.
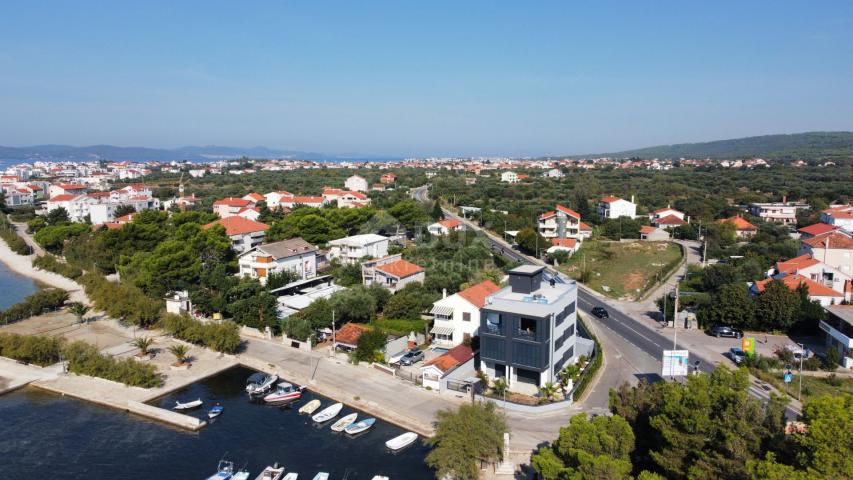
[311,402,343,423]
[330,413,358,432]
[385,432,418,451]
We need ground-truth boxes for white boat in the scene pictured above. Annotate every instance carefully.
[298,399,321,414]
[232,471,250,480]
[263,382,303,403]
[371,476,389,480]
[208,404,224,419]
[282,474,298,480]
[206,459,235,480]
[330,413,358,432]
[311,402,343,423]
[254,463,285,480]
[311,474,329,480]
[385,432,418,451]
[344,417,376,435]
[174,398,203,411]
[246,372,279,396]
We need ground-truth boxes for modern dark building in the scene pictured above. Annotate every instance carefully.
[479,265,578,391]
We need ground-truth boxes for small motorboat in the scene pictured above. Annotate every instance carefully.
[246,372,279,396]
[174,398,203,411]
[263,382,303,404]
[385,432,418,451]
[298,399,321,414]
[208,404,224,419]
[254,463,285,480]
[312,402,343,423]
[344,417,376,435]
[311,474,329,480]
[330,413,358,432]
[206,459,236,480]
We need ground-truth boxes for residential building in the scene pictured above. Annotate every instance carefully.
[333,323,370,351]
[322,188,370,208]
[279,196,325,209]
[3,187,34,207]
[46,194,97,222]
[238,237,318,285]
[48,183,87,198]
[479,265,578,392]
[264,191,294,209]
[648,207,685,224]
[427,218,464,236]
[717,216,758,238]
[750,274,845,306]
[203,216,270,254]
[598,196,637,219]
[213,197,254,218]
[328,234,389,265]
[243,192,265,203]
[344,175,369,192]
[640,226,670,241]
[420,344,475,391]
[547,238,579,256]
[797,223,839,239]
[500,171,519,183]
[538,205,584,240]
[749,201,810,224]
[429,280,501,347]
[799,232,853,276]
[543,168,564,179]
[820,305,853,369]
[380,173,397,184]
[771,254,851,297]
[821,205,853,230]
[367,259,424,293]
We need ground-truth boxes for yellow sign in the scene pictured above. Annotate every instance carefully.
[742,337,755,356]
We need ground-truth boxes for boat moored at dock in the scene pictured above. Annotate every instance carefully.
[311,402,343,423]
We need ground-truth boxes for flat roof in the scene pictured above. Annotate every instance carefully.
[825,305,853,325]
[485,281,577,317]
[510,265,545,275]
[328,233,388,246]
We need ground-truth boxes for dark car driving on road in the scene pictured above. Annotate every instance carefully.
[591,307,609,319]
[708,325,743,338]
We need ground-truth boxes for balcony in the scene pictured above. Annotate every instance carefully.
[484,323,503,335]
[514,328,537,340]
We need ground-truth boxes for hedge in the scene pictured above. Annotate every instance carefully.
[570,314,603,402]
[78,273,161,327]
[33,253,83,280]
[160,314,241,354]
[0,214,31,255]
[63,340,162,388]
[0,333,64,366]
[0,288,69,324]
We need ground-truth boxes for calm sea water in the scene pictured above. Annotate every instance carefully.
[0,260,38,310]
[0,366,435,479]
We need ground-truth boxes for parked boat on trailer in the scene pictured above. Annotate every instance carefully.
[385,432,418,451]
[254,463,285,480]
[330,413,358,432]
[174,398,203,411]
[311,402,343,423]
[298,399,321,414]
[344,417,376,435]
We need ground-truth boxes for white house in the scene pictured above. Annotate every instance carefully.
[279,196,325,209]
[367,259,425,293]
[598,196,637,219]
[538,205,584,240]
[328,234,389,265]
[420,344,475,391]
[546,238,579,256]
[821,205,853,230]
[238,237,318,285]
[263,191,294,209]
[640,226,670,241]
[648,206,685,224]
[203,216,270,254]
[323,188,371,208]
[500,171,519,183]
[800,232,853,276]
[344,175,369,192]
[48,183,87,199]
[543,168,564,179]
[751,274,845,306]
[429,280,501,347]
[46,194,98,222]
[212,197,255,218]
[427,218,464,236]
[771,254,851,299]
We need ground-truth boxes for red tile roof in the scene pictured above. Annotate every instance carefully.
[601,196,624,204]
[375,259,424,278]
[244,192,264,202]
[49,194,77,202]
[655,214,686,226]
[57,183,86,190]
[290,196,324,204]
[775,254,821,275]
[213,197,252,207]
[115,213,136,223]
[640,225,658,234]
[457,280,501,309]
[717,216,757,231]
[438,219,461,229]
[334,323,369,347]
[550,238,578,249]
[802,232,853,250]
[203,216,270,236]
[797,223,838,236]
[753,274,843,298]
[653,207,681,214]
[579,221,592,231]
[424,344,474,373]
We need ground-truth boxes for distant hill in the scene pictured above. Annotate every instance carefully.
[574,131,853,161]
[0,144,394,163]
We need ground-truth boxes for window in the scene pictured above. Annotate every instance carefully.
[517,317,537,340]
[485,312,502,334]
[463,312,471,322]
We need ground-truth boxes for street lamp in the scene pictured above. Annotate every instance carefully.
[797,342,805,401]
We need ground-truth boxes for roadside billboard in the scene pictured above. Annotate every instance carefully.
[742,337,756,357]
[662,350,689,377]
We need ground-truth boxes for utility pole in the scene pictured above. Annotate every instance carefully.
[797,342,804,401]
[330,310,336,359]
[672,284,680,346]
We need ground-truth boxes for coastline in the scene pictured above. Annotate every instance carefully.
[0,237,88,304]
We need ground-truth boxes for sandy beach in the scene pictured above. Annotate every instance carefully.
[0,235,88,304]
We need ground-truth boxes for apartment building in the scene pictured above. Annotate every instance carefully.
[238,237,317,285]
[749,202,810,224]
[328,234,389,265]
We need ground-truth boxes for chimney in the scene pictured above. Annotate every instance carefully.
[782,195,787,204]
[631,195,635,204]
[442,288,447,299]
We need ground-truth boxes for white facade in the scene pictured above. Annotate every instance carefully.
[328,234,389,265]
[344,175,369,192]
[500,171,519,183]
[430,286,496,348]
[598,196,637,219]
[822,205,853,230]
[238,238,317,285]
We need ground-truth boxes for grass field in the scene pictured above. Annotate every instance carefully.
[751,369,853,403]
[558,240,683,300]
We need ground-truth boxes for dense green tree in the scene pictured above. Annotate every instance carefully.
[600,217,643,240]
[329,286,376,323]
[225,280,279,330]
[426,402,509,480]
[515,227,546,256]
[431,201,444,220]
[265,270,298,291]
[756,280,800,331]
[700,283,756,329]
[332,261,363,287]
[33,223,89,253]
[45,207,70,225]
[388,199,429,229]
[382,283,437,320]
[793,394,853,478]
[296,297,333,330]
[353,328,386,362]
[113,204,138,218]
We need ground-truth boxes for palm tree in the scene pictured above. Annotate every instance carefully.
[68,302,90,324]
[540,382,558,401]
[131,337,154,356]
[168,344,190,365]
[493,377,508,397]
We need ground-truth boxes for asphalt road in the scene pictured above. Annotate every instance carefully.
[411,185,800,417]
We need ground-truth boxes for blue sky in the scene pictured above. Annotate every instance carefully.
[1,1,852,156]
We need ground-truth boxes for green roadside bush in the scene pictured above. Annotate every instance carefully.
[0,288,69,324]
[160,313,241,354]
[63,340,162,388]
[0,333,64,366]
[33,253,83,280]
[0,214,31,255]
[78,273,161,327]
[570,315,603,401]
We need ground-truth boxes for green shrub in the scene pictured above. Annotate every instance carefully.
[0,214,31,255]
[354,328,387,363]
[32,253,83,279]
[160,313,241,354]
[78,273,161,327]
[570,315,603,401]
[0,333,64,366]
[371,318,426,336]
[63,340,162,388]
[0,288,69,324]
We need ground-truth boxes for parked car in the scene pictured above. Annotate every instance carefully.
[591,307,609,319]
[729,347,746,365]
[399,349,424,366]
[708,325,743,338]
